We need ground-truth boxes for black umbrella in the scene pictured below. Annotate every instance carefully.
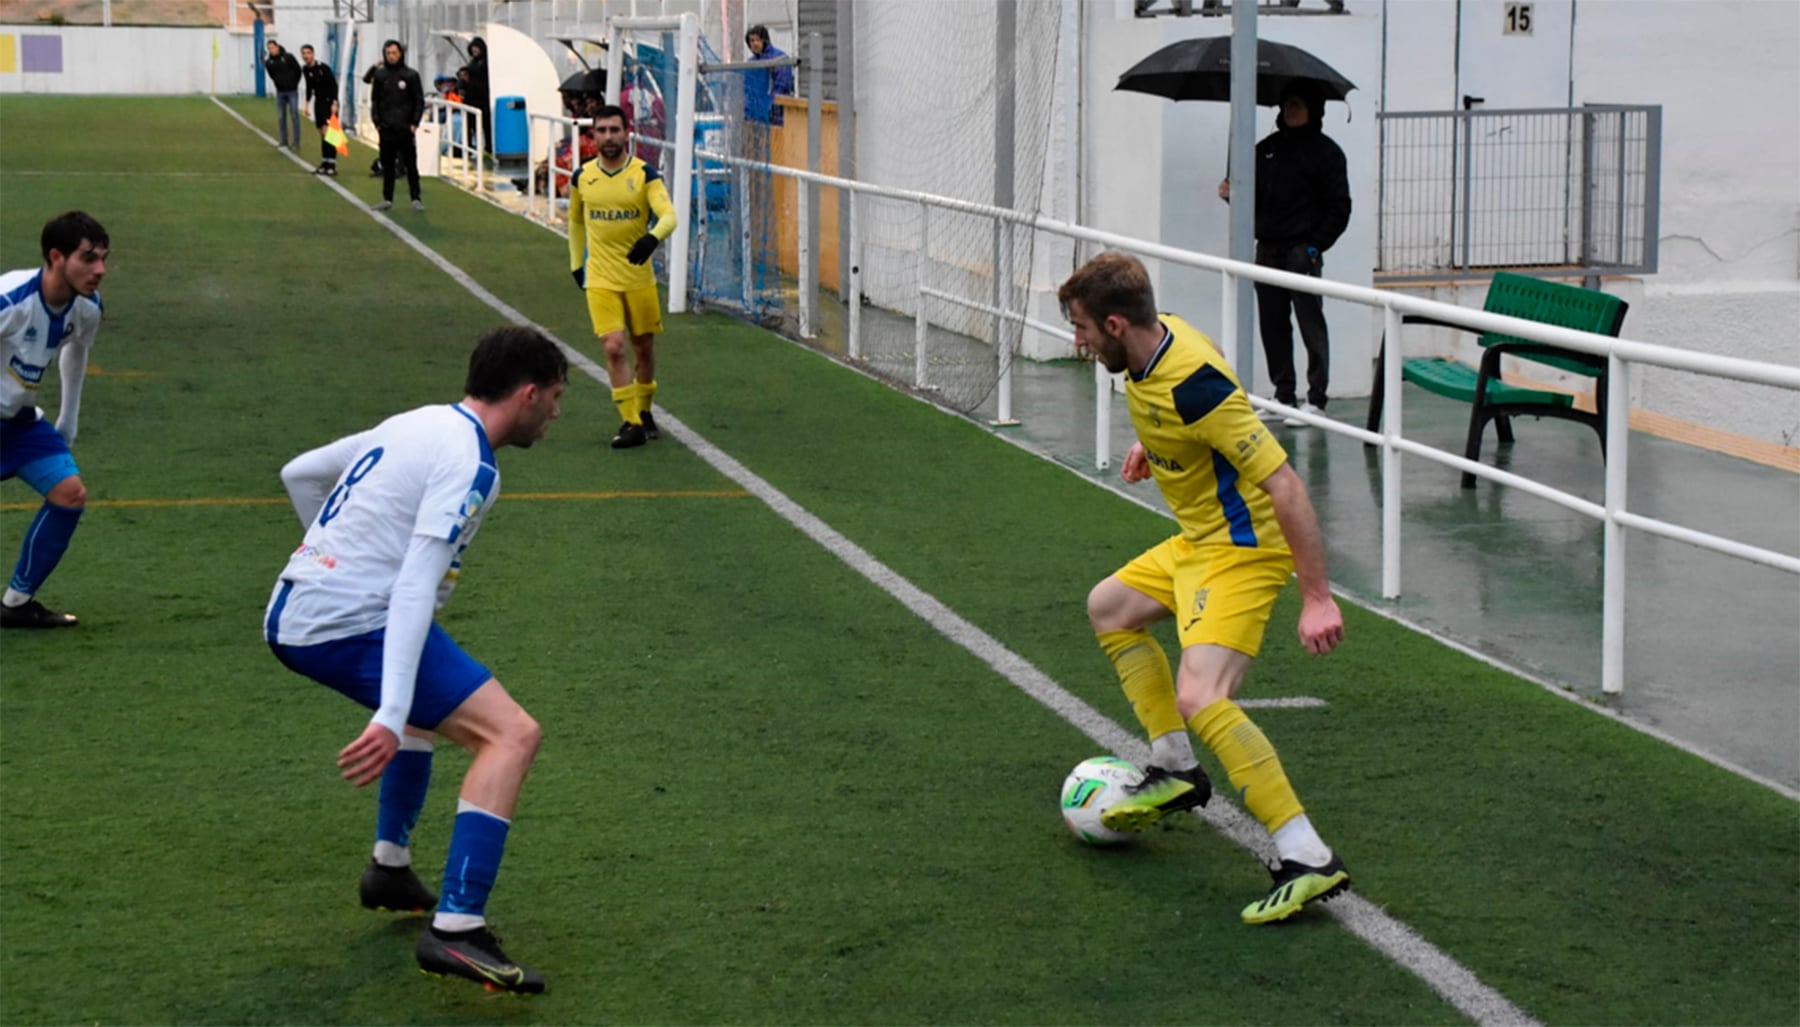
[1116,36,1354,106]
[559,68,606,96]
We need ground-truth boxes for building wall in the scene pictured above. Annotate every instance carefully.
[1074,0,1798,445]
[0,25,257,93]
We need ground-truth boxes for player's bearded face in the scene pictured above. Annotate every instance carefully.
[512,381,565,448]
[1071,303,1128,374]
[593,119,626,160]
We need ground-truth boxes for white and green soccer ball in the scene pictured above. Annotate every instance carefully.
[1059,755,1144,846]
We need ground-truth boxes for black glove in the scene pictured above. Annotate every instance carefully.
[626,233,660,266]
[571,267,585,288]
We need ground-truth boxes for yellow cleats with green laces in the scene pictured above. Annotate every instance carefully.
[1241,854,1351,924]
[1099,764,1212,833]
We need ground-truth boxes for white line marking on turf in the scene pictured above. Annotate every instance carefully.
[213,96,1538,1026]
[1238,697,1328,708]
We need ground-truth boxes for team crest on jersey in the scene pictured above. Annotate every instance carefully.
[23,326,37,342]
[627,178,637,193]
[461,489,485,520]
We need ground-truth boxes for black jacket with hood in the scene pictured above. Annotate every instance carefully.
[460,36,491,115]
[370,40,425,131]
[1253,81,1351,255]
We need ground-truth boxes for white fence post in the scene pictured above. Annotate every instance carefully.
[1602,353,1632,694]
[1381,303,1404,600]
[914,202,930,389]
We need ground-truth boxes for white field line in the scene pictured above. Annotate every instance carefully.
[212,96,1539,1026]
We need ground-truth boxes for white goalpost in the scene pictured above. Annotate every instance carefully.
[602,12,698,314]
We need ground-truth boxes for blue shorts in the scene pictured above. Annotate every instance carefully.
[1,414,79,495]
[268,620,493,731]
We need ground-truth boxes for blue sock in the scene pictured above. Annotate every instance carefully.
[375,748,433,851]
[438,805,510,919]
[10,501,82,595]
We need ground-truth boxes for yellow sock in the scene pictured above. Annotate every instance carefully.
[1098,629,1183,741]
[1190,699,1305,833]
[637,379,657,413]
[611,385,640,426]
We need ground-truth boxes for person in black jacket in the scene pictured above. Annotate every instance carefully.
[369,39,426,212]
[264,40,304,149]
[300,45,340,176]
[460,36,491,155]
[1219,79,1351,425]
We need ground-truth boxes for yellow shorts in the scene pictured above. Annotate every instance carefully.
[585,283,664,338]
[1114,536,1294,656]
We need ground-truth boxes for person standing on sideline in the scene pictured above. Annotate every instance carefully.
[264,40,304,149]
[1057,252,1351,925]
[568,104,677,450]
[0,211,108,629]
[369,39,426,212]
[265,325,567,993]
[459,36,491,155]
[1218,79,1350,426]
[300,45,340,176]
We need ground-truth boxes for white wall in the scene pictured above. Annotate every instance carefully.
[0,25,258,94]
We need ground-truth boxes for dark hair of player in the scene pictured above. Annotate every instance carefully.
[41,210,109,263]
[465,326,569,401]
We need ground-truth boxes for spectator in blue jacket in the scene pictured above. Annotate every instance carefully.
[743,25,794,127]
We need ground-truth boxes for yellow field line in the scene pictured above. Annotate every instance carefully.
[0,490,750,512]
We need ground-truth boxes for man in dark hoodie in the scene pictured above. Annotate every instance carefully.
[370,39,426,212]
[460,37,491,155]
[1219,79,1350,426]
[264,40,304,149]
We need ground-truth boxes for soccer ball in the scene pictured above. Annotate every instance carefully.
[1059,755,1145,846]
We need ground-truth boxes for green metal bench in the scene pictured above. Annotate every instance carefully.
[1364,272,1630,487]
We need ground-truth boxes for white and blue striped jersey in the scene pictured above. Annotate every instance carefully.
[266,403,500,646]
[0,267,103,424]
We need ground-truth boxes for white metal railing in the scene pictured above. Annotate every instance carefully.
[423,97,488,193]
[523,110,586,225]
[673,141,1799,698]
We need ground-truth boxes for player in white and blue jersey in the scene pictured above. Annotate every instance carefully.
[265,325,567,994]
[0,211,109,629]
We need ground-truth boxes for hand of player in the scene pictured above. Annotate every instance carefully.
[626,233,659,266]
[337,722,399,787]
[1297,595,1344,656]
[1217,178,1230,202]
[1120,442,1151,483]
[571,267,585,289]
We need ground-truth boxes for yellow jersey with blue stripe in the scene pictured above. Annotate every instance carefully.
[1128,314,1290,550]
[568,155,677,292]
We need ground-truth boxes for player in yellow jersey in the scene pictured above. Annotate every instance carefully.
[1057,252,1350,925]
[568,104,678,450]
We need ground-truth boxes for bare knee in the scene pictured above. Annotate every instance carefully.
[601,334,629,362]
[502,709,542,763]
[46,476,86,509]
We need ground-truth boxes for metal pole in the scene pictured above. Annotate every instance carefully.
[1094,360,1111,472]
[992,0,1017,422]
[1460,111,1475,272]
[1613,111,1628,265]
[803,31,823,338]
[1601,352,1631,694]
[1580,107,1596,278]
[836,0,856,298]
[668,12,699,312]
[1227,0,1258,379]
[995,220,1016,425]
[848,190,862,359]
[1381,303,1404,599]
[915,202,930,389]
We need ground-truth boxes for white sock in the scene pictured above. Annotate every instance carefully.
[432,912,485,933]
[2,588,31,609]
[1272,814,1333,867]
[1149,730,1199,771]
[372,840,411,868]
